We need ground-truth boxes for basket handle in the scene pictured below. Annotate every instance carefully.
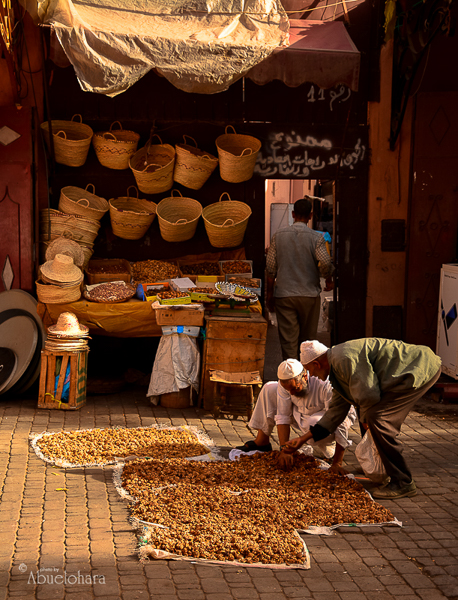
[127,185,139,198]
[171,189,183,198]
[202,155,214,161]
[102,132,117,141]
[240,148,253,156]
[77,198,90,207]
[55,130,67,139]
[225,125,236,135]
[149,134,163,146]
[71,114,83,123]
[182,135,197,147]
[62,230,75,240]
[110,121,123,131]
[219,193,232,202]
[222,219,234,226]
[85,183,95,194]
[176,219,188,224]
[140,162,160,173]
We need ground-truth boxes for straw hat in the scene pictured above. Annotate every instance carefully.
[40,254,82,284]
[47,311,89,337]
[45,238,84,268]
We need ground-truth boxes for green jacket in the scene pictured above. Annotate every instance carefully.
[317,338,441,432]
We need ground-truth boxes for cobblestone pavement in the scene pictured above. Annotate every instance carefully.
[1,386,458,600]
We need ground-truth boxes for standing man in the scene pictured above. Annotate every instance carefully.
[266,197,334,361]
[236,358,356,473]
[282,339,442,499]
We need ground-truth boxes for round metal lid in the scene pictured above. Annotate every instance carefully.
[0,312,38,394]
[0,347,18,393]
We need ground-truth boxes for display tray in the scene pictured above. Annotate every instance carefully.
[85,258,132,285]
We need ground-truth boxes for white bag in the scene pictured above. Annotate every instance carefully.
[355,430,389,484]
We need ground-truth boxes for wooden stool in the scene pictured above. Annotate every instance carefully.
[38,350,88,410]
[209,370,262,419]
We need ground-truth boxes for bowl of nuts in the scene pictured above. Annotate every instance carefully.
[84,281,136,303]
[156,290,192,305]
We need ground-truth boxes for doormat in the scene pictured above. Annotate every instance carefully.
[114,452,401,569]
[30,424,222,468]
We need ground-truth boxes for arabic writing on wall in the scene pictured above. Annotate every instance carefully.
[254,131,366,178]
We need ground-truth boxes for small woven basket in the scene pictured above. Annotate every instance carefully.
[109,186,157,240]
[58,184,109,221]
[202,192,252,248]
[40,114,93,167]
[40,211,100,245]
[215,125,261,183]
[36,280,82,304]
[156,190,202,243]
[129,135,175,194]
[93,121,140,170]
[173,135,218,190]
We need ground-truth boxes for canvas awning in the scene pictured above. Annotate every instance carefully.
[246,20,361,91]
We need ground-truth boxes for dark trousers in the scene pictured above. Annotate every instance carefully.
[275,296,321,361]
[365,368,441,486]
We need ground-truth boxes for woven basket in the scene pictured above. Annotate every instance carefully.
[202,193,252,248]
[58,184,109,221]
[173,135,218,190]
[36,280,82,304]
[40,211,100,244]
[215,125,261,183]
[93,121,140,170]
[40,114,93,167]
[109,186,157,240]
[129,135,175,194]
[156,190,202,243]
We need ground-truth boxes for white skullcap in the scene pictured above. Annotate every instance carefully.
[300,340,328,365]
[277,359,303,380]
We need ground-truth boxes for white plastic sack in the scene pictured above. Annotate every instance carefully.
[147,334,200,398]
[355,430,389,484]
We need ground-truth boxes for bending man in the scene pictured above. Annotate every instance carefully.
[283,339,442,499]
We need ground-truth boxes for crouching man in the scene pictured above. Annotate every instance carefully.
[236,358,356,473]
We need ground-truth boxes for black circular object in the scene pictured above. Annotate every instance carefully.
[0,347,17,391]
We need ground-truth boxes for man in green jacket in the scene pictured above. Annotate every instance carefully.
[282,338,442,499]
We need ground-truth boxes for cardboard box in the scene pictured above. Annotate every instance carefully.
[178,260,223,280]
[86,259,132,285]
[136,282,169,302]
[220,260,253,279]
[155,306,205,326]
[161,325,200,337]
[157,294,192,305]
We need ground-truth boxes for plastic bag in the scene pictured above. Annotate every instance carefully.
[355,430,389,484]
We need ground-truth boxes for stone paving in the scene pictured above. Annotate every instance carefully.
[1,385,458,600]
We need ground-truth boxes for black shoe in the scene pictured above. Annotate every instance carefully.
[235,440,272,453]
[372,480,417,499]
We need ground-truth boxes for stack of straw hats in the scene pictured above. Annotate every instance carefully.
[46,312,90,352]
[36,254,84,304]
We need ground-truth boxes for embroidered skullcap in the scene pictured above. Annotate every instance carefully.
[277,359,303,380]
[300,340,328,365]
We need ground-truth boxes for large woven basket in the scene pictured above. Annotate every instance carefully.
[40,114,93,167]
[36,280,82,304]
[58,184,109,221]
[215,125,261,183]
[93,121,140,170]
[40,210,100,245]
[129,135,175,194]
[173,135,218,190]
[109,187,157,240]
[156,190,202,243]
[202,193,252,248]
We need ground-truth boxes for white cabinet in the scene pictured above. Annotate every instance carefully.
[437,264,458,379]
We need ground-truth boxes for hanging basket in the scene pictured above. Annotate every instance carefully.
[40,114,93,167]
[58,184,109,221]
[215,125,261,183]
[129,135,175,195]
[92,121,140,170]
[40,210,100,244]
[109,186,157,240]
[156,190,202,243]
[202,193,252,248]
[173,135,218,190]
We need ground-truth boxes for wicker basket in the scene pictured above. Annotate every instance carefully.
[109,186,157,240]
[215,125,261,183]
[40,210,100,245]
[202,193,252,248]
[58,184,109,221]
[173,135,218,190]
[36,280,82,304]
[129,135,175,194]
[156,190,202,243]
[93,121,140,170]
[40,114,93,167]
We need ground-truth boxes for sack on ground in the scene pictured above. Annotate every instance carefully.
[355,430,389,484]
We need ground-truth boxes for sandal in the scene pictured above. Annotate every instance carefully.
[236,440,272,453]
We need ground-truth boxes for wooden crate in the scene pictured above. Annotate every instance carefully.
[199,314,267,411]
[85,258,131,284]
[38,350,88,410]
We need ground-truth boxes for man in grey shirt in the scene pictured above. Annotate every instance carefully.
[266,197,334,361]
